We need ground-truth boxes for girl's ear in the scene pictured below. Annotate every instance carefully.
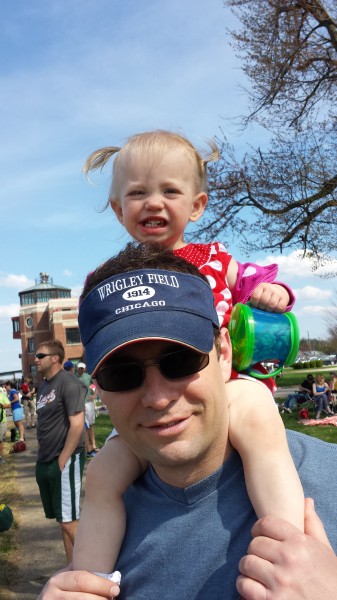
[189,192,208,223]
[110,199,124,224]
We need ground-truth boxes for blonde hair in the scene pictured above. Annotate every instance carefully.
[82,130,219,208]
[315,374,325,385]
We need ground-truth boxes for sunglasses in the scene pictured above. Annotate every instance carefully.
[95,347,209,392]
[35,353,54,359]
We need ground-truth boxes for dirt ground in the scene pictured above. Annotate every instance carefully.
[3,427,85,600]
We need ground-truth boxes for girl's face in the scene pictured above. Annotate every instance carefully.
[111,148,207,250]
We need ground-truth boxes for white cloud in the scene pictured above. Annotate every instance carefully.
[294,286,333,301]
[0,304,20,318]
[257,250,337,279]
[302,305,331,314]
[64,269,73,277]
[0,274,34,289]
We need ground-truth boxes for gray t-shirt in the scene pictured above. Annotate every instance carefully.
[36,369,86,462]
[115,431,337,599]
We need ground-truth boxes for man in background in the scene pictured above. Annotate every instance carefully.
[35,340,86,564]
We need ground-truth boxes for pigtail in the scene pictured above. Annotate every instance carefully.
[202,139,219,167]
[82,146,121,178]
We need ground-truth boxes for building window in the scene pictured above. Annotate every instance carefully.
[27,339,35,353]
[21,293,35,305]
[66,328,81,345]
[12,318,20,334]
[26,317,33,328]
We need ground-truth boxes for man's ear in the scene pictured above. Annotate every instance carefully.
[219,328,232,382]
[189,192,208,223]
[110,199,124,224]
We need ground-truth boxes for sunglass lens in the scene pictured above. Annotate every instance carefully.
[97,363,144,392]
[161,349,209,379]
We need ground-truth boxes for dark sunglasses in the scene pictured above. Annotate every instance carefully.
[95,347,209,392]
[35,353,54,359]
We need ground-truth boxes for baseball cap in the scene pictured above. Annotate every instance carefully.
[79,268,219,376]
[77,362,86,369]
[63,360,74,371]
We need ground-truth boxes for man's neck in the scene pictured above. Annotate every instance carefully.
[44,364,63,381]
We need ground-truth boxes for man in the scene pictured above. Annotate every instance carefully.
[282,373,315,412]
[0,388,11,464]
[63,360,75,373]
[38,243,337,599]
[77,362,98,458]
[35,339,86,564]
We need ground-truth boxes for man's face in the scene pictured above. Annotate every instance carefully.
[35,346,57,378]
[96,333,232,487]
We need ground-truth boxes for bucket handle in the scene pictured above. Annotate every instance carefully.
[246,363,284,379]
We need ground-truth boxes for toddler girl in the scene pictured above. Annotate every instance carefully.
[73,130,304,581]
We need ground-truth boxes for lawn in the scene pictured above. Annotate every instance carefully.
[0,444,19,596]
[94,400,337,450]
[276,366,336,387]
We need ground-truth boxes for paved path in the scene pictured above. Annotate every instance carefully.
[5,427,86,600]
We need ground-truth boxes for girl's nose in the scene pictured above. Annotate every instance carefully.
[144,193,164,210]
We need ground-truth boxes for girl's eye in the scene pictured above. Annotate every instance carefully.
[128,190,144,197]
[165,188,178,195]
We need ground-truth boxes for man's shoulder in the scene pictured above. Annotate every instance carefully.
[287,429,337,461]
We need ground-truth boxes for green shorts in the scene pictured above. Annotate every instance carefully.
[36,450,85,522]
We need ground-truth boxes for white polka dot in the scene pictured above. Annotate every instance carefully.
[217,300,229,314]
[207,260,222,271]
[206,275,216,289]
[221,288,232,300]
[243,266,257,277]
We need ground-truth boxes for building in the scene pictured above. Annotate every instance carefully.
[12,272,83,383]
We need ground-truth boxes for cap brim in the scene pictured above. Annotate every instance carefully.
[87,310,215,375]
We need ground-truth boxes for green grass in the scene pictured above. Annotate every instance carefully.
[94,412,114,447]
[276,366,336,387]
[0,440,20,596]
[94,397,337,451]
[277,403,337,444]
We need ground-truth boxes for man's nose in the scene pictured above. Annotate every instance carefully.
[140,365,178,409]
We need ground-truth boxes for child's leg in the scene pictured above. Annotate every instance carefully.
[73,436,147,573]
[227,378,304,531]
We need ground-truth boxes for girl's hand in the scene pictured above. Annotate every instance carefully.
[37,569,120,599]
[249,283,289,313]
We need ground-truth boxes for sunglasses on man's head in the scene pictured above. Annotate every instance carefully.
[95,347,210,392]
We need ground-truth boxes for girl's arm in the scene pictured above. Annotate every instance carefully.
[73,436,146,574]
[227,378,304,531]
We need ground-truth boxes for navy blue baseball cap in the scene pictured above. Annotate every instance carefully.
[63,360,74,371]
[78,268,219,375]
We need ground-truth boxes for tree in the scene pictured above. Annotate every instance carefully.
[193,0,337,273]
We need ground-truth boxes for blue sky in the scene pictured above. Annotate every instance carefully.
[1,0,336,373]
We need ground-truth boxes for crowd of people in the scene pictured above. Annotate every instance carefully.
[281,371,337,419]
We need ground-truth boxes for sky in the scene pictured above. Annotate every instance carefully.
[1,0,336,374]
